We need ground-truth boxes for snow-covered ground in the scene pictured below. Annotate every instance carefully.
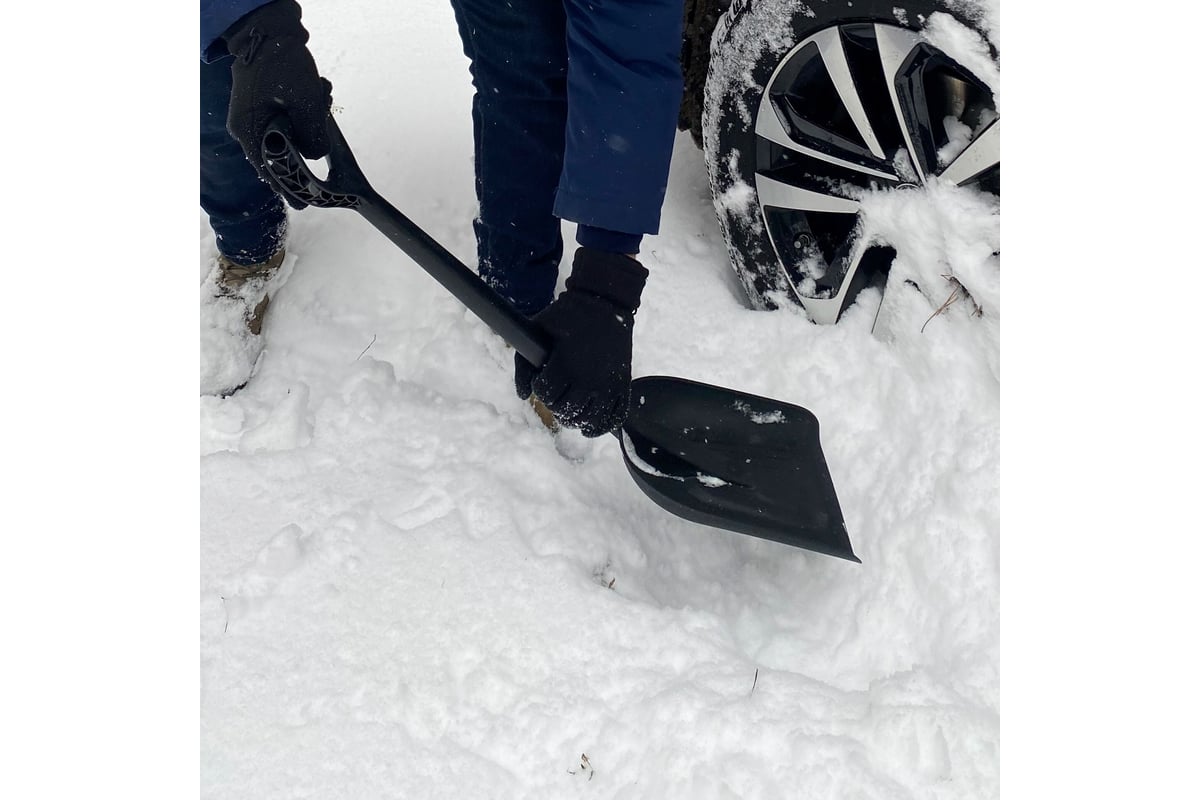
[199,1,999,797]
[15,2,1200,799]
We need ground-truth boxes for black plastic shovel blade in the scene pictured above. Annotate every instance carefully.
[619,376,857,562]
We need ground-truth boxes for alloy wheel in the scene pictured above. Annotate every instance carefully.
[752,22,1000,323]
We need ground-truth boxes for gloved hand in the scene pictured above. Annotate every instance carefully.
[515,247,649,438]
[223,0,332,206]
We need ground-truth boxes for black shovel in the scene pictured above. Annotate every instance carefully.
[261,117,857,562]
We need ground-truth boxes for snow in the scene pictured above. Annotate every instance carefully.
[712,154,757,221]
[923,11,1002,111]
[199,1,999,797]
[733,401,787,424]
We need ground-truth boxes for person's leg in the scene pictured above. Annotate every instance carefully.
[448,0,569,316]
[200,55,287,266]
[556,0,685,253]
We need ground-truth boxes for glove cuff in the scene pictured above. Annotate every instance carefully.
[224,0,308,57]
[566,247,649,313]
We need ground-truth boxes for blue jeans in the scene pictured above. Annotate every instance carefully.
[449,0,684,314]
[200,54,287,266]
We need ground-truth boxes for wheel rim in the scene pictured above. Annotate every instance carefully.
[753,22,1000,323]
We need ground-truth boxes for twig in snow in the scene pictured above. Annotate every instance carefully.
[607,577,615,590]
[221,596,229,634]
[751,668,759,695]
[356,334,378,361]
[921,274,980,332]
[921,280,961,333]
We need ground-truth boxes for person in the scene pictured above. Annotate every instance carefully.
[199,0,684,437]
[198,0,326,397]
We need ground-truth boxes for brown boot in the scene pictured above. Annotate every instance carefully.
[216,248,287,335]
[529,395,560,434]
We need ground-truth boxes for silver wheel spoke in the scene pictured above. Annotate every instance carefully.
[940,118,1000,187]
[811,27,886,160]
[874,24,926,183]
[780,234,872,326]
[755,173,860,214]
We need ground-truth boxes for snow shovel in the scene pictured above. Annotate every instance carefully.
[260,117,857,562]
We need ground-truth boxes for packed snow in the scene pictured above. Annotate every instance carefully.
[200,1,1000,797]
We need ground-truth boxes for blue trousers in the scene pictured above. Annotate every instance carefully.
[449,0,684,314]
[200,54,286,266]
[199,0,684,313]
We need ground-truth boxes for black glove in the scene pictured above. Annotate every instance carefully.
[223,0,332,205]
[515,247,649,438]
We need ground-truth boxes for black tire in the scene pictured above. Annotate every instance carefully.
[703,0,999,321]
[679,0,729,149]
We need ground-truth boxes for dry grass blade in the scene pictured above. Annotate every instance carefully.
[922,274,982,333]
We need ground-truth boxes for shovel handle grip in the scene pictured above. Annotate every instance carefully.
[262,117,373,209]
[261,116,552,368]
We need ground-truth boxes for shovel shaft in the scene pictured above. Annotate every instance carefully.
[356,194,552,367]
[262,117,551,367]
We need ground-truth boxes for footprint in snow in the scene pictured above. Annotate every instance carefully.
[238,383,314,454]
[220,524,311,626]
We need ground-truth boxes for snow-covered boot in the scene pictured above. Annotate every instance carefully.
[199,249,293,397]
[216,250,287,334]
